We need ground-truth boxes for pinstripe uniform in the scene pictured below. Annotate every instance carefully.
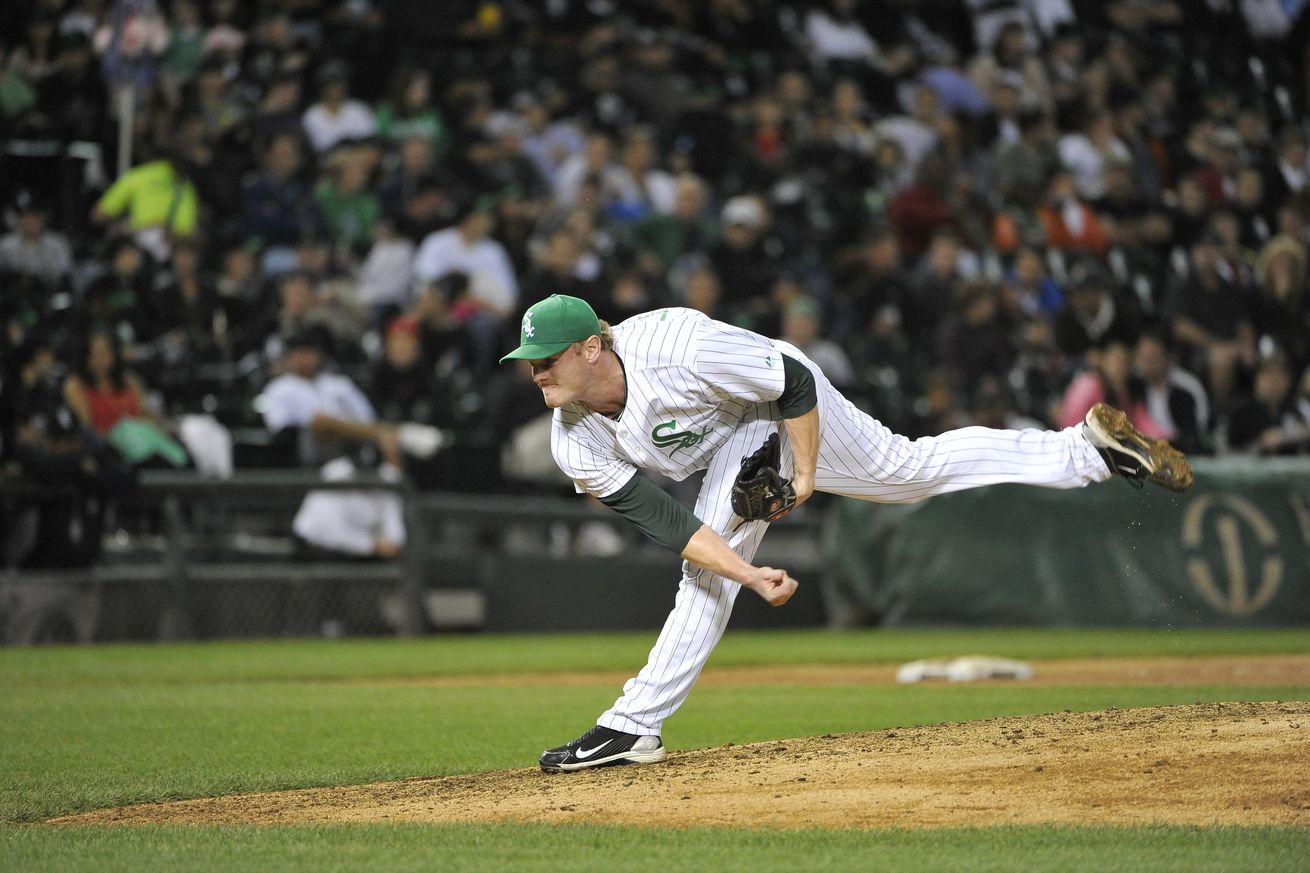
[549,307,1111,735]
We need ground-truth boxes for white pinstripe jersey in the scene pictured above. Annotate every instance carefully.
[551,308,785,497]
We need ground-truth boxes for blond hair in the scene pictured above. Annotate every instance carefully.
[598,319,615,351]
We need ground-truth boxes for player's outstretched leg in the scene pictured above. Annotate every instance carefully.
[539,725,667,773]
[1082,402,1193,491]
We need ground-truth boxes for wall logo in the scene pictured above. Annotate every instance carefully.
[1181,494,1282,616]
[651,419,712,455]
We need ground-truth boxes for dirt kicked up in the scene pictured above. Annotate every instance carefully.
[48,660,1310,830]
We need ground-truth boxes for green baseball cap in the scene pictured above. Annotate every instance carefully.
[499,294,601,363]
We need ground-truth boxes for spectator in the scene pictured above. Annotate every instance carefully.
[1058,337,1165,433]
[1052,261,1140,362]
[678,260,724,319]
[1133,326,1211,454]
[875,84,942,175]
[1167,234,1258,409]
[409,275,474,374]
[374,65,448,156]
[91,148,201,262]
[888,152,960,261]
[149,237,222,379]
[553,130,624,209]
[301,61,376,154]
[1225,350,1310,455]
[412,200,519,369]
[904,228,968,349]
[260,327,397,469]
[1001,245,1063,321]
[624,173,717,274]
[779,296,856,389]
[77,237,155,353]
[517,91,586,186]
[315,146,381,253]
[1058,110,1131,201]
[1265,125,1309,209]
[1035,169,1109,256]
[0,193,72,290]
[829,77,877,157]
[522,228,602,309]
[354,216,416,329]
[935,281,1017,394]
[706,194,786,327]
[291,455,406,559]
[242,132,322,267]
[609,128,677,220]
[378,134,457,241]
[369,315,444,427]
[1252,235,1310,372]
[62,328,153,437]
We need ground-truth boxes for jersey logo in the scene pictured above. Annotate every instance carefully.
[651,419,713,455]
[764,355,774,367]
[522,310,535,338]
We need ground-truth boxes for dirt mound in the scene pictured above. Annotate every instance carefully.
[53,701,1310,830]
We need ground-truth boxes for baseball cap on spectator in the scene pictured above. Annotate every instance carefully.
[499,294,602,362]
[722,196,764,228]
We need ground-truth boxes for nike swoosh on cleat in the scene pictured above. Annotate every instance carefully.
[573,743,610,760]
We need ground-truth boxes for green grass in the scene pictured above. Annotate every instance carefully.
[5,824,1308,873]
[3,629,1308,871]
[2,627,1306,687]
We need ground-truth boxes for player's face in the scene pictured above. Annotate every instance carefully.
[529,344,584,408]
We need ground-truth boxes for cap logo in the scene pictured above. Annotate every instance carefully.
[522,310,535,339]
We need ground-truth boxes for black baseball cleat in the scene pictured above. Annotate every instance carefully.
[1083,402,1193,492]
[539,725,668,772]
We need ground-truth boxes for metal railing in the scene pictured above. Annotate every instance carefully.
[1,469,828,643]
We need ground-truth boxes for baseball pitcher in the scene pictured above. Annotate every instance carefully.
[500,294,1192,772]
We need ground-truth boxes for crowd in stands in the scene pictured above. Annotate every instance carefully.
[4,0,1310,561]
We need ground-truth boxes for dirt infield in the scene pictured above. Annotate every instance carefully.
[52,696,1310,829]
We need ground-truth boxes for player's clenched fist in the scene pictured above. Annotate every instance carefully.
[745,567,798,607]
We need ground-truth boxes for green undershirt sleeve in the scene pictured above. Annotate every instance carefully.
[599,473,703,554]
[778,355,817,418]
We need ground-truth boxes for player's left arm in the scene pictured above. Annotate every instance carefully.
[777,356,818,508]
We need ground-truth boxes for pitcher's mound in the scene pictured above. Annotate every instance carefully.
[53,701,1310,829]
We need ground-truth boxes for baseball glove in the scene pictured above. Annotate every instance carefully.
[730,433,797,524]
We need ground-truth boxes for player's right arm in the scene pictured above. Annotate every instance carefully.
[598,473,797,607]
[682,525,798,606]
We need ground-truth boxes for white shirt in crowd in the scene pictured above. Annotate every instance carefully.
[0,231,73,287]
[293,457,406,556]
[302,100,378,153]
[412,226,519,316]
[1143,366,1210,441]
[611,167,679,214]
[804,9,879,61]
[261,370,376,433]
[355,237,416,308]
[1059,132,1131,200]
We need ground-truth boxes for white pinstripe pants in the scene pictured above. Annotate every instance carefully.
[597,355,1111,736]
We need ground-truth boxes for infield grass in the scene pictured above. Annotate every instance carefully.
[3,628,1308,871]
